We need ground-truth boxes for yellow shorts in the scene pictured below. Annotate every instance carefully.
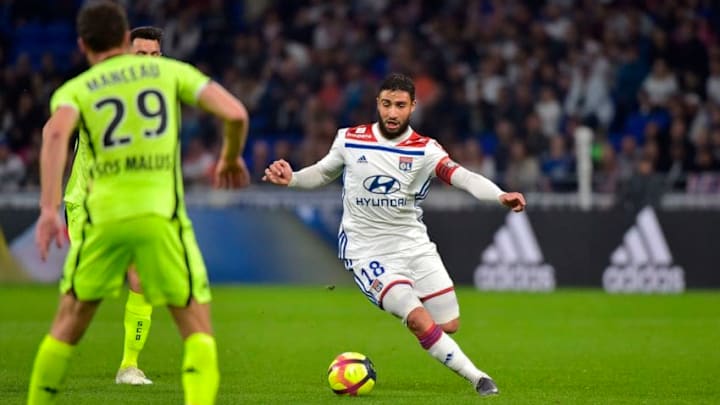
[61,210,210,307]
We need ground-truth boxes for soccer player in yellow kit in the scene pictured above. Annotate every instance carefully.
[29,2,249,404]
[64,24,167,386]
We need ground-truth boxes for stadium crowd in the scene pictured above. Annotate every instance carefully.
[1,0,720,195]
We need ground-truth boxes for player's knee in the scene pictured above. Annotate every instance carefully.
[127,267,143,293]
[169,299,213,339]
[405,307,434,336]
[422,289,460,328]
[51,294,100,344]
[439,318,460,334]
[381,284,421,322]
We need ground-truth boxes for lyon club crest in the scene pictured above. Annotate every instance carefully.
[398,156,413,171]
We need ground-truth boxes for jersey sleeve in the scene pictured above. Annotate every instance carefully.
[425,139,459,185]
[316,129,346,174]
[49,81,80,113]
[289,129,346,188]
[172,59,211,106]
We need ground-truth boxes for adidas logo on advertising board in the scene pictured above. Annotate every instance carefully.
[603,206,685,293]
[474,212,555,291]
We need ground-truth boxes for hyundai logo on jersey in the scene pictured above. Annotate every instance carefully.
[363,175,401,194]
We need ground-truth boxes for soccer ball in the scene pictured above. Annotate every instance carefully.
[327,352,376,396]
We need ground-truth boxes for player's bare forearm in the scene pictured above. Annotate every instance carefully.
[37,109,75,260]
[39,108,77,210]
[39,131,68,210]
[221,119,247,162]
[198,82,249,161]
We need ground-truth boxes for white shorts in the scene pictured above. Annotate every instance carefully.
[344,252,459,323]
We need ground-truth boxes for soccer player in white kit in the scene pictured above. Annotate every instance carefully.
[263,73,526,396]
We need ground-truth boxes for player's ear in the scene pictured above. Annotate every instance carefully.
[77,38,86,54]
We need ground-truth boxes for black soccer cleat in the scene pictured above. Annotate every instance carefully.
[476,377,499,396]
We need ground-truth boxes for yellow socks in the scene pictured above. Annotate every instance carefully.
[182,333,219,405]
[120,291,153,369]
[28,335,75,405]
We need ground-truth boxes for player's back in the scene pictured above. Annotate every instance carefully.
[53,54,209,224]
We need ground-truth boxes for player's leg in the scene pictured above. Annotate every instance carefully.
[168,299,218,405]
[421,289,460,333]
[28,294,101,405]
[412,253,461,333]
[381,284,498,395]
[29,220,131,404]
[406,253,499,395]
[117,266,154,385]
[133,217,218,405]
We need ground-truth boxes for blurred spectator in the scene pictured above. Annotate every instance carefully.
[623,90,671,142]
[182,137,214,187]
[712,127,720,163]
[613,46,649,123]
[163,9,202,61]
[706,57,720,105]
[619,156,667,210]
[273,138,293,160]
[642,59,678,107]
[521,112,548,156]
[21,129,41,188]
[0,137,24,191]
[8,92,43,152]
[686,147,720,194]
[693,147,719,172]
[317,70,342,115]
[564,54,615,129]
[535,87,562,138]
[541,136,573,191]
[617,135,641,181]
[596,141,620,194]
[250,140,271,182]
[459,138,496,181]
[668,19,709,82]
[505,139,540,192]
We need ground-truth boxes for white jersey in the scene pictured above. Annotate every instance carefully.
[313,123,460,260]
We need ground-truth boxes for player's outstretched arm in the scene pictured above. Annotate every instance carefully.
[36,106,78,260]
[448,165,526,212]
[262,157,343,189]
[197,82,251,189]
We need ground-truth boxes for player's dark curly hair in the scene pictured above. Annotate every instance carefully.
[379,73,416,101]
[130,26,163,43]
[77,1,128,53]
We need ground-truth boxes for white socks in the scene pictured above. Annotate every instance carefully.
[420,324,489,385]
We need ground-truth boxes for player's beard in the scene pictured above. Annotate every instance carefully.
[377,118,410,140]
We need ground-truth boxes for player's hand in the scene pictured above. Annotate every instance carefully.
[262,159,293,186]
[499,192,526,212]
[35,208,64,261]
[214,157,250,189]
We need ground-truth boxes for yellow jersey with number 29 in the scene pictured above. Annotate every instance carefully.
[52,54,209,225]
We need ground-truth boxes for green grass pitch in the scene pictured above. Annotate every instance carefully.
[1,285,719,404]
